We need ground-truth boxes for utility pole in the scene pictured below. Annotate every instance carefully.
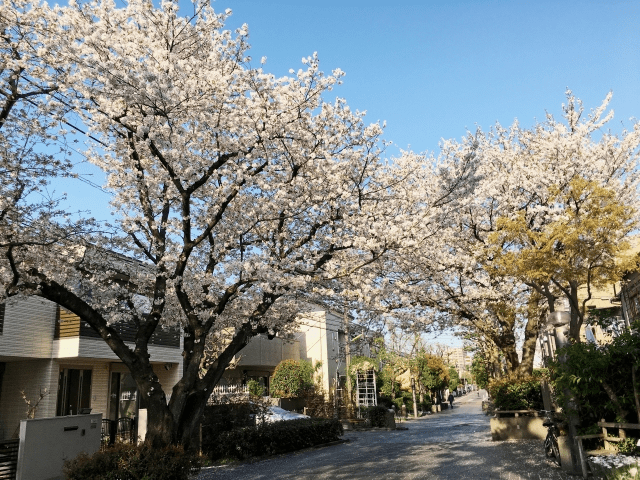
[343,305,353,418]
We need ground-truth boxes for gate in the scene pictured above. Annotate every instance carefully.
[0,439,19,480]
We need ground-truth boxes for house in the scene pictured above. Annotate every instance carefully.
[0,296,182,441]
[216,305,374,398]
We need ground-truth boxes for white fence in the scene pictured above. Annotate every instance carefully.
[210,384,249,396]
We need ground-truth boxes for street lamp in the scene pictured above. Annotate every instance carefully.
[547,311,570,351]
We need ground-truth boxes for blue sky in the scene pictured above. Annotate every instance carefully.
[217,0,640,155]
[68,0,640,218]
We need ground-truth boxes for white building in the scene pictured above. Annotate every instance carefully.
[0,297,182,441]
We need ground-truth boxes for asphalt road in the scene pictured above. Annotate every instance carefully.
[197,393,570,479]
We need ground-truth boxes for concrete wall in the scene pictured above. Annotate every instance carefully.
[0,298,57,360]
[490,415,546,441]
[16,413,101,480]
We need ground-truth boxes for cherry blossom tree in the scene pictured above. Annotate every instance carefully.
[384,92,640,375]
[0,0,446,448]
[0,0,91,271]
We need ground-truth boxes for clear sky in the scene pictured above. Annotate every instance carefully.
[68,0,640,216]
[215,0,640,156]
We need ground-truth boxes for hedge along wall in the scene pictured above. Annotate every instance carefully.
[207,418,343,460]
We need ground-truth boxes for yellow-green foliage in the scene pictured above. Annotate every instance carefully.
[417,353,450,393]
[488,178,635,288]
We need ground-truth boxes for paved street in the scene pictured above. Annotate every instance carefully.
[198,394,570,479]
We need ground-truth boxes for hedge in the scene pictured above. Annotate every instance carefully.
[63,443,201,480]
[208,418,343,460]
[363,405,389,427]
[488,375,543,411]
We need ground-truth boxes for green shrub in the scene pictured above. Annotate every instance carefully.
[247,379,265,397]
[391,392,416,412]
[270,359,314,398]
[617,438,639,455]
[63,443,201,480]
[363,405,389,427]
[551,327,640,425]
[488,375,543,411]
[208,418,343,461]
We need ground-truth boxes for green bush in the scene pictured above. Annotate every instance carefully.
[488,375,543,411]
[363,405,389,427]
[617,438,639,455]
[63,443,201,480]
[201,401,256,445]
[551,326,640,426]
[270,359,314,398]
[247,379,265,397]
[208,418,343,461]
[391,391,416,412]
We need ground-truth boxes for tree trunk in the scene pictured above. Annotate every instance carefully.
[568,282,583,341]
[517,295,545,377]
[632,366,640,424]
[602,380,628,422]
[494,332,519,375]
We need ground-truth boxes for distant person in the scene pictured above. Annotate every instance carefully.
[448,392,454,408]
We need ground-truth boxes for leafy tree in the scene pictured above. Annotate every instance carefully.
[448,366,460,391]
[375,341,408,401]
[470,355,490,389]
[415,353,449,398]
[489,178,636,341]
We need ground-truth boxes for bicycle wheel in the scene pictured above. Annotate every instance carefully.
[544,432,561,466]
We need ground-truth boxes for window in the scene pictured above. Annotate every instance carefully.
[56,368,92,416]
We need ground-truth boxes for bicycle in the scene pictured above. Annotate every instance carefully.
[541,410,561,466]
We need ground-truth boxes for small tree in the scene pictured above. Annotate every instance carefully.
[470,355,490,390]
[448,367,460,392]
[270,360,314,398]
[416,353,449,402]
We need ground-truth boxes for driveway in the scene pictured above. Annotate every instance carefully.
[198,393,570,479]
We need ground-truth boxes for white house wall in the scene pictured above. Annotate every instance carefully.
[235,335,300,368]
[0,298,56,360]
[52,335,182,364]
[295,308,344,393]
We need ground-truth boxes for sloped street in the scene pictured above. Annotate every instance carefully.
[198,394,570,479]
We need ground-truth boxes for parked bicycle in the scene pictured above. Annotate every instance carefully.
[541,410,561,466]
